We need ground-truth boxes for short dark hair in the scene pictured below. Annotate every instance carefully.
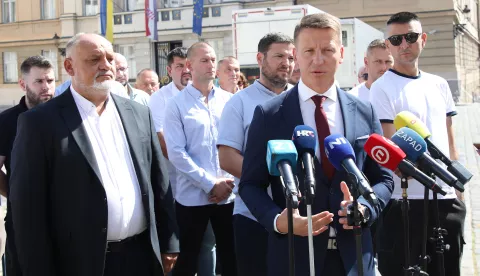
[257,33,293,54]
[367,39,388,54]
[387,12,420,25]
[167,47,188,67]
[294,13,341,45]
[20,55,54,76]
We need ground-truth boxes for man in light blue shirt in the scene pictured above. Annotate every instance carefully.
[164,42,237,276]
[114,53,150,106]
[217,33,295,276]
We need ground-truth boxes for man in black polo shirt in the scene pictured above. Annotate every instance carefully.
[0,55,55,275]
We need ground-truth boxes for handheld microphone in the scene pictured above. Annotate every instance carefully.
[391,127,464,192]
[324,134,378,206]
[266,140,299,208]
[292,125,317,198]
[364,134,447,196]
[394,111,473,184]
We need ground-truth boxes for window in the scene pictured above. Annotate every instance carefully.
[41,0,55,19]
[2,0,15,23]
[3,52,18,83]
[118,45,136,80]
[41,50,59,79]
[113,0,135,13]
[85,0,98,16]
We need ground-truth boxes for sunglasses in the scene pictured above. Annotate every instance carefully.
[387,32,420,46]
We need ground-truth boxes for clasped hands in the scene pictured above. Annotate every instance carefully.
[275,181,368,236]
[208,178,235,203]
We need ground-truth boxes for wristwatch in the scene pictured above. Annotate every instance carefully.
[361,206,371,226]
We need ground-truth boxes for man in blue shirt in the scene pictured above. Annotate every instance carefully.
[217,33,295,276]
[164,42,237,276]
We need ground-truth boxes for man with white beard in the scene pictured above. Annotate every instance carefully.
[8,33,179,276]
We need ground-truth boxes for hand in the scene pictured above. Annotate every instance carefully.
[338,181,367,230]
[208,178,234,203]
[275,208,333,237]
[161,253,178,274]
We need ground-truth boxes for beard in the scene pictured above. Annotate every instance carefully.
[180,73,192,87]
[26,85,52,108]
[261,59,289,88]
[80,71,116,97]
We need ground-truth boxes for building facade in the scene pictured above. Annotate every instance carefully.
[0,0,478,106]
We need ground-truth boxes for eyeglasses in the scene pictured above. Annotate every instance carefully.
[387,32,420,46]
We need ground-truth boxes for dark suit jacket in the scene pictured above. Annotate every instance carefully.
[239,85,394,276]
[9,89,179,276]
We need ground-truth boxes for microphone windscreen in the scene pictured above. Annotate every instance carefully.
[324,134,355,171]
[292,125,317,155]
[394,111,431,139]
[391,127,427,162]
[364,134,406,171]
[266,140,298,176]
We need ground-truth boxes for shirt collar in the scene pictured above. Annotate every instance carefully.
[70,85,111,116]
[169,81,181,94]
[298,79,337,103]
[186,83,219,99]
[18,96,28,111]
[253,80,289,96]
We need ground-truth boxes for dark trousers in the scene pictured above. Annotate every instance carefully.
[377,198,466,276]
[173,202,236,276]
[5,214,22,276]
[322,250,346,276]
[233,214,268,276]
[103,231,161,276]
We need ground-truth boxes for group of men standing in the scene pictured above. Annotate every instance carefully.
[0,10,466,276]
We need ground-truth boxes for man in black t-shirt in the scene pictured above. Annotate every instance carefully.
[0,55,55,276]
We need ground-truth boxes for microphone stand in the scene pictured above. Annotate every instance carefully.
[420,187,430,272]
[427,173,449,276]
[345,173,364,276]
[280,176,299,276]
[400,175,428,276]
[303,156,316,276]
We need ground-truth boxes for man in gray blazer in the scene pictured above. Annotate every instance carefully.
[9,33,179,276]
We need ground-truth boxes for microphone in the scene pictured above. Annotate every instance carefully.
[394,111,473,185]
[364,134,447,196]
[266,140,299,208]
[292,125,317,198]
[391,127,464,192]
[324,134,378,206]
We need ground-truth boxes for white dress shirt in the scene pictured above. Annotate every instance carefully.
[71,86,146,240]
[149,82,182,195]
[164,84,235,206]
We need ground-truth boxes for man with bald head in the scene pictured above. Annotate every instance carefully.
[216,56,240,93]
[135,68,160,95]
[164,42,237,276]
[9,33,179,276]
[115,53,150,106]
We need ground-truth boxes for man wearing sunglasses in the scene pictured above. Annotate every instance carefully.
[370,12,466,276]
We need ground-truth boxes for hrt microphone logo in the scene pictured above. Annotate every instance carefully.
[371,146,390,164]
[296,130,315,137]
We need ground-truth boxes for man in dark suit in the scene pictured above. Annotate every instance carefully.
[239,13,394,276]
[8,33,179,276]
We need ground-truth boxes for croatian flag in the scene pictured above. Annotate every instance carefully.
[145,0,157,41]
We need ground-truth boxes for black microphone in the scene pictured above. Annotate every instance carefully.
[292,125,317,198]
[391,127,464,192]
[324,134,378,206]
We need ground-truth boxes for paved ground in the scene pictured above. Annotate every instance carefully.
[455,103,480,276]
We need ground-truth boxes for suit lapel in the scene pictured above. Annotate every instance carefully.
[59,89,103,184]
[280,85,304,131]
[337,87,357,144]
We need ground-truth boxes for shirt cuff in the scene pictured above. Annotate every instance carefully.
[273,214,286,234]
[200,175,217,195]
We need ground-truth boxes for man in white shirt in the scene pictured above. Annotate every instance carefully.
[114,53,150,106]
[217,32,295,276]
[370,12,466,276]
[8,33,179,276]
[216,56,241,94]
[149,47,216,276]
[348,39,393,102]
[164,42,237,276]
[135,69,160,95]
[239,13,393,276]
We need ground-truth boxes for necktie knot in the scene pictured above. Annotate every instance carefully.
[312,95,327,107]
